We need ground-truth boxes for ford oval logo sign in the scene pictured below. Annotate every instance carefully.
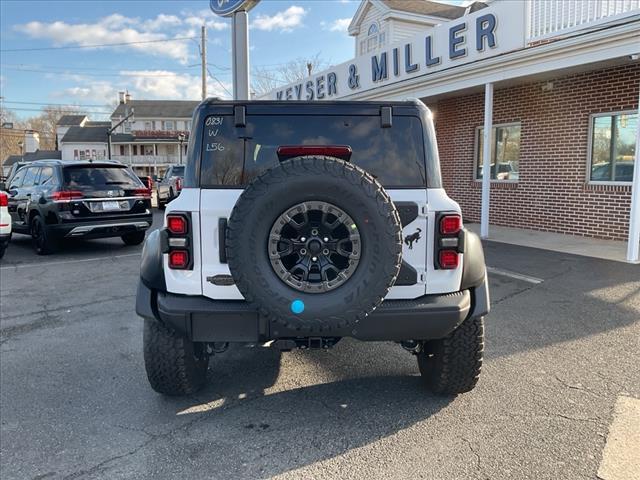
[209,0,259,17]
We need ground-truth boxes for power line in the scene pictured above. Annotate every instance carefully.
[1,67,195,78]
[1,63,197,73]
[4,100,110,108]
[2,107,111,114]
[0,36,198,52]
[206,68,232,97]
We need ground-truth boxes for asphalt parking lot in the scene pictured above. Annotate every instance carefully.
[1,210,638,480]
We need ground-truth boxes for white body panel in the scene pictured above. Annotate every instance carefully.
[0,203,11,236]
[170,187,465,300]
[164,188,203,295]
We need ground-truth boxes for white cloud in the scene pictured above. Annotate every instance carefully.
[16,17,192,63]
[325,18,351,32]
[251,6,307,32]
[13,12,229,64]
[120,70,231,100]
[143,14,182,31]
[56,81,119,104]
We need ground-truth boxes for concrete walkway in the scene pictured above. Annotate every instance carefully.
[465,223,636,264]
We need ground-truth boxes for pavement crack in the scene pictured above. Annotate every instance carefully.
[554,374,605,398]
[460,437,482,471]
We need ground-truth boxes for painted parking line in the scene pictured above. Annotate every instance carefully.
[487,266,544,284]
[0,253,141,271]
[597,396,640,480]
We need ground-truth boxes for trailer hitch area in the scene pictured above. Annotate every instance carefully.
[271,337,341,352]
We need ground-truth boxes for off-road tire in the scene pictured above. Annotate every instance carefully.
[143,319,209,395]
[31,215,57,255]
[121,231,146,246]
[226,156,402,334]
[417,316,484,394]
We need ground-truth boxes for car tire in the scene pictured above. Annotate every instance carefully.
[121,231,146,246]
[417,316,484,395]
[31,215,57,255]
[143,319,209,396]
[169,188,174,201]
[226,156,403,333]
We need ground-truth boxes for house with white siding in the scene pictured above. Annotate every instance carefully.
[59,92,199,176]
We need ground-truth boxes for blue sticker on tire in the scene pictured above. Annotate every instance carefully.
[291,300,305,314]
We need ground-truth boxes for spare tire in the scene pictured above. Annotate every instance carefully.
[226,156,402,333]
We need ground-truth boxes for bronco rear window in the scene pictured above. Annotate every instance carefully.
[200,114,427,188]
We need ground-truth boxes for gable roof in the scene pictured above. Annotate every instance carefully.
[349,0,470,35]
[56,115,88,126]
[110,100,199,119]
[381,0,466,19]
[4,150,62,167]
[61,126,109,144]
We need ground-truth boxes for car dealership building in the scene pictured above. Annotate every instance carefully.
[264,0,640,259]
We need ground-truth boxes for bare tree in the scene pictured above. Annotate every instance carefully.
[251,52,330,97]
[25,105,83,150]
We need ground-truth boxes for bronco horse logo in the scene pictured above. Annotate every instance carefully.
[404,228,422,250]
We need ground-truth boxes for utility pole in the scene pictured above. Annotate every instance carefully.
[201,25,207,100]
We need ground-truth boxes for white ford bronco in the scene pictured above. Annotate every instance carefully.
[136,99,489,396]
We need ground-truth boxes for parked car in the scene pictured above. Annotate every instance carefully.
[0,191,11,259]
[591,161,634,182]
[137,175,154,196]
[6,160,153,254]
[137,99,489,396]
[156,165,184,208]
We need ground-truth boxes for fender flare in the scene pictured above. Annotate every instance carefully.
[460,229,490,318]
[140,229,167,292]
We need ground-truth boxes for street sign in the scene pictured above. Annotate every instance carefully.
[209,0,259,17]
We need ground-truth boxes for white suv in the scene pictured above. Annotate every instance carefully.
[136,99,489,396]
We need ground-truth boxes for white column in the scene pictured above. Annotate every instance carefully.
[232,11,250,100]
[480,83,494,239]
[626,89,640,263]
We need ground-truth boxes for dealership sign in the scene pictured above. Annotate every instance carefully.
[209,0,259,17]
[267,2,525,100]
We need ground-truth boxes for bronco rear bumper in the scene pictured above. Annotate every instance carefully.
[136,278,489,343]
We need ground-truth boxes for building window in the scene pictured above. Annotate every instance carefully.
[589,111,637,183]
[163,120,175,131]
[124,122,131,133]
[74,149,79,160]
[475,123,521,181]
[145,121,152,130]
[132,145,138,155]
[119,145,125,156]
[186,121,191,131]
[362,22,386,54]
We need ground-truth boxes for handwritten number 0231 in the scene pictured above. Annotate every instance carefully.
[206,117,223,126]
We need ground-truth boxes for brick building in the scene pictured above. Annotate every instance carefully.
[435,63,639,241]
[265,0,640,260]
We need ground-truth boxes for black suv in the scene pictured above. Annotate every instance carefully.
[6,160,153,254]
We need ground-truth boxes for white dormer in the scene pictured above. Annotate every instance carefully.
[348,0,469,55]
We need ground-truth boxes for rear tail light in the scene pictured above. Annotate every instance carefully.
[167,215,187,235]
[438,250,459,269]
[435,212,463,270]
[165,213,192,270]
[168,250,189,269]
[134,187,151,198]
[0,192,7,207]
[51,190,84,201]
[440,214,462,235]
[147,177,153,189]
[176,177,182,191]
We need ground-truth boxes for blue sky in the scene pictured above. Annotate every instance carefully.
[0,0,459,120]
